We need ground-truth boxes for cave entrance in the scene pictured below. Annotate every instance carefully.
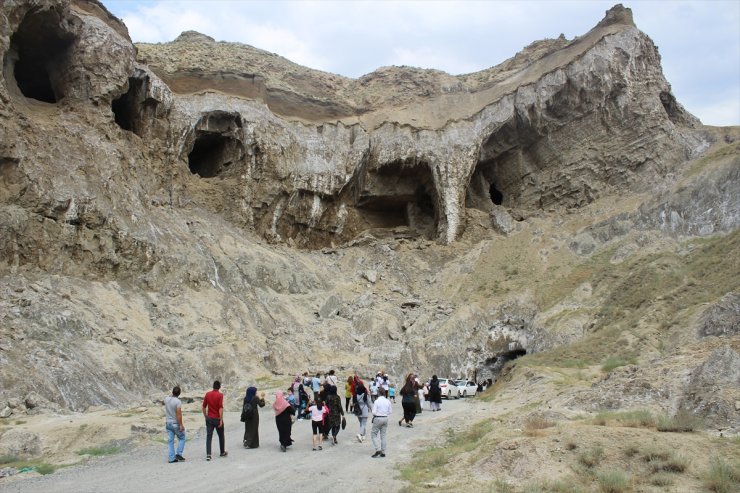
[4,9,75,103]
[479,348,527,381]
[186,112,245,178]
[355,161,438,237]
[112,76,154,135]
[490,183,503,205]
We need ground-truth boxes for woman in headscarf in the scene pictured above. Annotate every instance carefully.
[398,373,417,427]
[353,379,370,442]
[429,375,442,412]
[273,391,295,452]
[242,386,265,448]
[324,385,344,445]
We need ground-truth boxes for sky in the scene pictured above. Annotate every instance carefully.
[101,1,740,126]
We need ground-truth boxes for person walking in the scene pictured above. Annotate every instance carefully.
[354,380,370,443]
[164,385,186,463]
[398,373,417,427]
[309,397,329,450]
[326,369,339,387]
[344,376,354,412]
[370,388,392,458]
[273,391,295,452]
[429,375,442,412]
[202,380,227,461]
[417,381,425,412]
[325,385,344,445]
[242,386,266,449]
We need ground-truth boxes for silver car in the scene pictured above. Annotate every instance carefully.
[453,380,477,398]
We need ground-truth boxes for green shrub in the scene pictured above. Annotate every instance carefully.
[578,446,604,468]
[704,456,740,493]
[35,463,56,475]
[0,454,20,465]
[596,469,630,493]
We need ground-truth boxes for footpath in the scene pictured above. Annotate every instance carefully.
[0,398,473,493]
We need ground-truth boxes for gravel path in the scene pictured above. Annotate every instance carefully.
[0,398,473,493]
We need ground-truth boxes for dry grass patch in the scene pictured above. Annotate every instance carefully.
[704,456,740,493]
[656,409,701,432]
[578,446,604,468]
[523,415,556,437]
[596,469,630,493]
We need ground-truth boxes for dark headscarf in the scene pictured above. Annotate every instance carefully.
[326,385,338,396]
[355,380,367,395]
[245,386,257,404]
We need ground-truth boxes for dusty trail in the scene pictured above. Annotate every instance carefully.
[1,399,475,493]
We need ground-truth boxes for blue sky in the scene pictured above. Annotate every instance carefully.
[102,1,739,126]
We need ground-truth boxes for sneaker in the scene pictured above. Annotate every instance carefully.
[168,460,178,464]
[312,448,317,451]
[206,455,211,461]
[356,434,362,443]
[318,446,322,450]
[219,451,228,458]
[380,453,386,457]
[372,451,382,458]
[333,437,338,445]
[175,454,186,462]
[280,445,287,452]
[408,423,413,428]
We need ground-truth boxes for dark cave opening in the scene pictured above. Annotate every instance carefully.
[5,9,75,103]
[188,133,243,178]
[480,348,528,381]
[489,183,504,206]
[112,77,146,134]
[355,161,438,236]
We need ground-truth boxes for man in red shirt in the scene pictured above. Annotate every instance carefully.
[202,380,227,460]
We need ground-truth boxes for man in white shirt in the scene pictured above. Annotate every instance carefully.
[370,388,393,457]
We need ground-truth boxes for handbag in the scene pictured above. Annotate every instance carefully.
[341,416,346,430]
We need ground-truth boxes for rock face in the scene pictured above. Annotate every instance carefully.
[0,0,738,430]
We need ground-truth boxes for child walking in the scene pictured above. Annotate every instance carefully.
[309,398,329,450]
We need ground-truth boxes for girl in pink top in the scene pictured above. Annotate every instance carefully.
[308,398,329,450]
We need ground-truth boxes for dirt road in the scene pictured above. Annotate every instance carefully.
[1,398,475,493]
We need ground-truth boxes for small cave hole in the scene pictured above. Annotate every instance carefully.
[489,183,503,205]
[112,77,146,134]
[480,348,528,380]
[5,9,75,103]
[188,133,242,178]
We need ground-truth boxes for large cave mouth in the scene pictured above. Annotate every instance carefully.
[355,161,438,237]
[188,133,244,178]
[186,112,245,178]
[478,348,528,381]
[4,9,75,103]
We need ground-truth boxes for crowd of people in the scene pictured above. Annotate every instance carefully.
[163,371,463,463]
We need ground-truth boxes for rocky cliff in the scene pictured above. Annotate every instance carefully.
[0,0,737,446]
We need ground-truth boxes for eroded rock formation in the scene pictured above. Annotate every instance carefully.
[0,0,737,427]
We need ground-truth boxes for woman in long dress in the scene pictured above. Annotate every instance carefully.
[354,380,370,442]
[242,386,265,448]
[325,385,345,445]
[273,391,295,452]
[429,375,442,411]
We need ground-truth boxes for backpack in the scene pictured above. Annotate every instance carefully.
[240,400,254,422]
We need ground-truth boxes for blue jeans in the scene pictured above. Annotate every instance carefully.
[166,422,186,462]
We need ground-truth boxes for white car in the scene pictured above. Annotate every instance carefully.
[437,378,460,399]
[453,380,477,398]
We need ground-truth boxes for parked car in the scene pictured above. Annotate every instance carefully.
[453,380,477,398]
[437,378,460,399]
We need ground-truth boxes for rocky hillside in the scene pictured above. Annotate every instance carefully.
[0,0,737,465]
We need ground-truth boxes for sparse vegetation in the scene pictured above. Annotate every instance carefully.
[578,446,604,468]
[704,456,740,493]
[524,415,555,436]
[649,472,674,487]
[14,420,27,425]
[656,409,701,432]
[77,446,121,456]
[596,469,630,493]
[0,454,20,465]
[399,419,494,486]
[601,357,635,373]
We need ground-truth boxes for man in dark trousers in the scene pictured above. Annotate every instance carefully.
[202,380,227,461]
